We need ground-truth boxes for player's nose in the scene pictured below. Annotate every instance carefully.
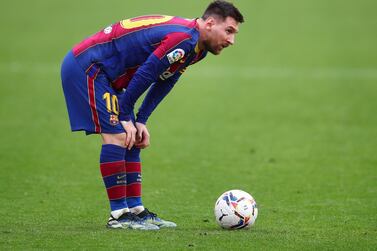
[227,35,235,45]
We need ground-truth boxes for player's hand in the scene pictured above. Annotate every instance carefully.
[135,122,150,149]
[120,120,137,150]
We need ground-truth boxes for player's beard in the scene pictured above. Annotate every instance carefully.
[203,41,221,55]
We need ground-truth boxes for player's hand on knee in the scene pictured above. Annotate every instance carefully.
[121,120,137,150]
[135,122,150,149]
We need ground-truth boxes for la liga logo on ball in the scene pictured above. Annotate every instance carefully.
[214,190,258,230]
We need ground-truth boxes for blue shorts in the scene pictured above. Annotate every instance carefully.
[61,51,129,135]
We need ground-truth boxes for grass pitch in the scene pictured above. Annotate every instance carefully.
[1,0,376,250]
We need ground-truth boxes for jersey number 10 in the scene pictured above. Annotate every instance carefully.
[120,15,174,29]
[103,92,119,115]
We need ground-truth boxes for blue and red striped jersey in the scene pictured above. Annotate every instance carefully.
[71,15,207,122]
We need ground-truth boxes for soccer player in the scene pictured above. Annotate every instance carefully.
[61,0,244,230]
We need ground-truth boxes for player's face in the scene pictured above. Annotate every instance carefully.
[204,16,239,55]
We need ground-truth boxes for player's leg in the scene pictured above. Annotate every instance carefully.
[95,84,158,230]
[124,146,144,213]
[61,54,157,230]
[124,146,177,228]
[99,133,128,228]
[99,134,153,230]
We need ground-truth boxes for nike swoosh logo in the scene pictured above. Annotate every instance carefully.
[117,174,126,179]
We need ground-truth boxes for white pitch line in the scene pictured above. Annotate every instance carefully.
[1,62,377,80]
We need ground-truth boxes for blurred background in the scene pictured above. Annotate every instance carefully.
[0,0,376,249]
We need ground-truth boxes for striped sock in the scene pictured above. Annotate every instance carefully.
[100,144,129,214]
[125,147,144,213]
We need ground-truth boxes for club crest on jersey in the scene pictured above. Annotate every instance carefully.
[167,49,185,64]
[110,115,119,126]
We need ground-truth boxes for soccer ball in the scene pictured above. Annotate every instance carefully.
[214,189,258,229]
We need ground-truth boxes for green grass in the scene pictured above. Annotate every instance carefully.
[1,0,377,250]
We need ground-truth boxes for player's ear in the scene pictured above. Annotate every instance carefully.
[205,16,216,30]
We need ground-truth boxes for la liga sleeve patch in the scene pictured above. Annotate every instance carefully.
[166,49,185,64]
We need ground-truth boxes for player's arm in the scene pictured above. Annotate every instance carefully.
[135,73,181,125]
[135,49,208,125]
[118,33,193,122]
[133,73,181,149]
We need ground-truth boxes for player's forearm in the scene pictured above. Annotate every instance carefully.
[136,80,176,124]
[119,55,167,121]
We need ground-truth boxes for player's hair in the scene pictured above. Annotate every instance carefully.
[202,0,244,23]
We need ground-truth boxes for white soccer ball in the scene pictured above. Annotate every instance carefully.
[214,189,258,229]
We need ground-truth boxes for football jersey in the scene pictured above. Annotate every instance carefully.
[72,15,207,121]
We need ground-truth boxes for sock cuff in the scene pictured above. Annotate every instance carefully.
[125,147,141,162]
[100,144,126,163]
[129,206,144,214]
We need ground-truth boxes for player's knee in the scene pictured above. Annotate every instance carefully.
[101,133,127,148]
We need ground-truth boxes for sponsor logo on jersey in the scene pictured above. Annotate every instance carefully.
[110,114,119,125]
[160,67,174,80]
[179,67,187,74]
[167,49,185,64]
[104,26,112,34]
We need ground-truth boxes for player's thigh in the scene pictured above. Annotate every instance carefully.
[101,132,128,147]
